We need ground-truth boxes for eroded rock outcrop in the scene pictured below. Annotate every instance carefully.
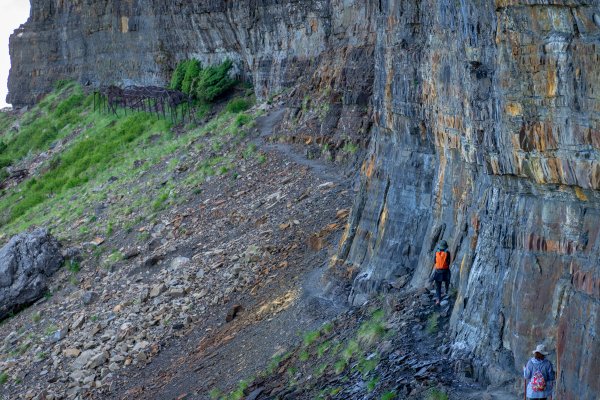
[8,0,375,160]
[0,229,63,320]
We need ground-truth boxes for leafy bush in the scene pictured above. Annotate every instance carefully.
[226,97,252,114]
[170,64,185,92]
[181,59,202,95]
[195,60,236,102]
[170,62,188,91]
[170,59,237,103]
[425,388,449,400]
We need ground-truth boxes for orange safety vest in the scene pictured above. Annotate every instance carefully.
[435,251,450,270]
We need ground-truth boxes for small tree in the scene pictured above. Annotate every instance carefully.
[194,60,236,102]
[170,59,237,103]
[181,59,202,95]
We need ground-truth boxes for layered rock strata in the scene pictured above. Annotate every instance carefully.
[339,1,600,399]
[7,0,376,151]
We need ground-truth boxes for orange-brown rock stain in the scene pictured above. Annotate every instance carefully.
[574,186,588,202]
[375,205,388,248]
[546,66,558,97]
[505,102,522,116]
[120,17,129,33]
[362,154,376,180]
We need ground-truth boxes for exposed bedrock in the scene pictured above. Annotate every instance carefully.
[0,229,63,321]
[338,0,600,398]
[7,0,375,120]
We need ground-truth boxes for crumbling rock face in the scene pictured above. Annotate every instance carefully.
[0,229,63,320]
[339,1,600,399]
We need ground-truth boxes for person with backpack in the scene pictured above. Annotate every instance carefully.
[523,344,555,400]
[430,240,451,305]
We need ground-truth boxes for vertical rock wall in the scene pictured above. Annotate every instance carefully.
[339,1,600,398]
[8,0,376,154]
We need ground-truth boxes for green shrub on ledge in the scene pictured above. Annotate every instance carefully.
[170,59,237,103]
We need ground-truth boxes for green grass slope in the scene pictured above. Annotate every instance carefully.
[0,82,258,246]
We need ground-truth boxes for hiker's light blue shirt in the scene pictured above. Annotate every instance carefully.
[523,358,555,399]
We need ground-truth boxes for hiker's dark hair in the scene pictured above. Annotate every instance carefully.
[534,352,545,360]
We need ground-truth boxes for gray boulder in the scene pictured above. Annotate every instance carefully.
[0,229,63,320]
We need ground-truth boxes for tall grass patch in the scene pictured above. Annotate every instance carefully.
[0,85,87,166]
[0,104,170,225]
[357,309,387,345]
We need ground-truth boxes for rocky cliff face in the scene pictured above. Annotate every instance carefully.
[8,0,600,399]
[339,1,600,399]
[7,0,375,151]
[9,0,374,155]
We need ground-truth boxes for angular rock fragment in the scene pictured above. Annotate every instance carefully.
[0,229,63,320]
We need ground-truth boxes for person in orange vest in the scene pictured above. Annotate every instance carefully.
[430,240,451,305]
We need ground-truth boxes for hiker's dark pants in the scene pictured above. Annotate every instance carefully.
[432,269,450,301]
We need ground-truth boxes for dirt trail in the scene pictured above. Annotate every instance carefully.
[254,108,342,183]
[105,106,353,399]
